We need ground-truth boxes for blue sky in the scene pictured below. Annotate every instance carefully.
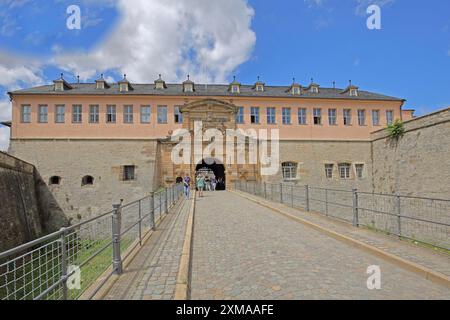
[0,0,449,149]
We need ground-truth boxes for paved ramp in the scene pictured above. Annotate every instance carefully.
[190,192,450,300]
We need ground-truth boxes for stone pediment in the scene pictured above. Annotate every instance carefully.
[180,98,237,114]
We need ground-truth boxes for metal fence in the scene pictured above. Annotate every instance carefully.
[235,181,450,251]
[0,184,184,300]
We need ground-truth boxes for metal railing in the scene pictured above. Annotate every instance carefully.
[0,184,184,300]
[235,181,450,251]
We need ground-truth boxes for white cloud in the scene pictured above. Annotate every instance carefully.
[52,0,256,83]
[0,98,11,152]
[0,51,44,89]
[0,51,44,152]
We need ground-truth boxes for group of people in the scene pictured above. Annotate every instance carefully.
[182,173,224,199]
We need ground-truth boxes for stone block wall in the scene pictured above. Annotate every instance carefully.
[0,152,68,252]
[371,108,450,199]
[9,140,160,223]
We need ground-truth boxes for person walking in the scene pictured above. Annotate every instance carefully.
[211,176,217,191]
[205,175,211,192]
[196,174,205,197]
[183,174,191,199]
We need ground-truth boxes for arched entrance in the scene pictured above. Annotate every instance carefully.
[195,158,226,190]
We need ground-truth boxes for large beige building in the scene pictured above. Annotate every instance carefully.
[5,75,414,221]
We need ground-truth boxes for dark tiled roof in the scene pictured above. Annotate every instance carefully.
[8,83,404,101]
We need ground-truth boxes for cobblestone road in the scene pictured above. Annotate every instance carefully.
[190,192,450,300]
[104,197,190,300]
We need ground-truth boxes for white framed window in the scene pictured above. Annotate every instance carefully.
[55,105,65,123]
[107,105,116,123]
[343,109,352,126]
[358,110,366,126]
[184,83,194,93]
[328,109,337,125]
[256,84,264,92]
[250,107,260,124]
[89,105,99,123]
[282,108,291,124]
[231,85,240,93]
[338,163,351,179]
[313,108,322,125]
[350,89,358,96]
[386,110,394,125]
[141,106,151,124]
[298,108,307,125]
[157,105,168,124]
[174,106,183,124]
[325,164,334,179]
[124,105,133,123]
[21,105,31,123]
[72,105,82,123]
[38,105,48,123]
[267,107,276,124]
[355,164,364,179]
[292,87,300,95]
[96,82,104,90]
[236,107,244,124]
[311,86,319,93]
[55,82,64,91]
[372,110,380,126]
[119,83,128,92]
[282,162,298,180]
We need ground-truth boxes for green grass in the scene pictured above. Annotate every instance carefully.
[363,223,450,255]
[0,235,135,300]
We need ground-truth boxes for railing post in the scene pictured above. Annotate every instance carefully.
[165,188,168,214]
[291,185,294,207]
[280,183,283,203]
[325,188,328,216]
[396,195,401,239]
[305,185,310,212]
[150,192,155,230]
[112,200,123,275]
[352,189,359,227]
[138,199,142,246]
[264,182,267,199]
[159,192,162,217]
[246,181,248,193]
[60,227,68,300]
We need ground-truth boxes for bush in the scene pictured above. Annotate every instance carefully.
[387,119,405,140]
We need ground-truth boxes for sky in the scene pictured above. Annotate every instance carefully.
[0,0,449,150]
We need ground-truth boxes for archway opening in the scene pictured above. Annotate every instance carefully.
[195,158,226,190]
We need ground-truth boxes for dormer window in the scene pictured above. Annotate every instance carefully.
[182,75,195,93]
[55,82,64,91]
[311,86,319,93]
[341,80,359,97]
[155,74,167,90]
[119,83,128,92]
[254,77,265,92]
[118,74,132,92]
[287,78,301,96]
[95,74,109,90]
[229,76,241,94]
[53,74,72,92]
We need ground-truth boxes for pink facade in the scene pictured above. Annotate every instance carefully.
[10,93,407,142]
